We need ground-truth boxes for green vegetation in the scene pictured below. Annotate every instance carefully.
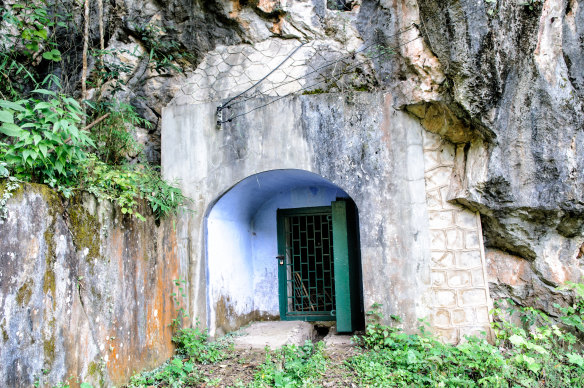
[173,324,226,365]
[349,289,584,387]
[0,1,68,98]
[128,321,230,387]
[0,3,189,220]
[0,84,94,188]
[253,341,328,387]
[133,23,192,75]
[125,283,584,387]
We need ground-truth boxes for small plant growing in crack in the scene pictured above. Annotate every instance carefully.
[171,277,188,330]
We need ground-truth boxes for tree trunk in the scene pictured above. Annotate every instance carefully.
[81,0,90,116]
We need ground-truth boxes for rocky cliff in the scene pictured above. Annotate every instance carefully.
[2,0,583,353]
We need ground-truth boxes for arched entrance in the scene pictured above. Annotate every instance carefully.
[205,169,364,336]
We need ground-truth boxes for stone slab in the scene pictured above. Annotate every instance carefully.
[230,321,316,350]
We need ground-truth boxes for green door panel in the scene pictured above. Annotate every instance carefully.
[331,200,352,332]
[277,207,336,321]
[332,200,361,332]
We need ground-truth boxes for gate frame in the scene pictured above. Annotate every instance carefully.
[277,206,335,321]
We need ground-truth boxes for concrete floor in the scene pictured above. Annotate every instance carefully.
[230,321,354,350]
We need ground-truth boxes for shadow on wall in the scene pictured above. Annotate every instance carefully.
[204,169,364,336]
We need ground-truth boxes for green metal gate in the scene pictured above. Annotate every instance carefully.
[277,207,336,321]
[277,201,363,331]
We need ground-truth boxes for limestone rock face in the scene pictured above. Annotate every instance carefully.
[413,0,584,304]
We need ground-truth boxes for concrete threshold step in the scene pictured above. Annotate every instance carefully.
[229,321,355,350]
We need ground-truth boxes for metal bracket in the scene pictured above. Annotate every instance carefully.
[216,103,223,129]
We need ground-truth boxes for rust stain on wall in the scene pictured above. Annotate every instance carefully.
[0,184,185,387]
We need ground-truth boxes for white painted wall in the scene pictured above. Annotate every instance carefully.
[206,216,254,333]
[205,170,349,334]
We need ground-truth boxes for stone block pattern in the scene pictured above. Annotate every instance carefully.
[422,130,492,343]
[172,38,372,106]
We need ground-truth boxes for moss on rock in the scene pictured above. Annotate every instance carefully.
[43,335,55,367]
[68,195,102,268]
[43,228,56,298]
[15,279,33,306]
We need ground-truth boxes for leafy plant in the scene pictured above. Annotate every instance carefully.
[0,86,94,192]
[128,357,196,388]
[89,47,139,93]
[133,23,191,75]
[0,2,69,97]
[172,320,226,364]
[0,158,20,221]
[86,100,150,165]
[555,281,584,333]
[254,341,328,387]
[80,155,189,220]
[347,296,584,387]
[171,278,189,329]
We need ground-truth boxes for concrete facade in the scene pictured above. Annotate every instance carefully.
[162,91,492,342]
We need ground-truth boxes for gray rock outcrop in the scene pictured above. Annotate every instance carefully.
[2,0,583,348]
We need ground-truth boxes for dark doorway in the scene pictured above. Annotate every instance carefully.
[277,200,364,332]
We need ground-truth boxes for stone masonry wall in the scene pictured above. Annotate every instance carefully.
[172,37,375,108]
[422,131,492,343]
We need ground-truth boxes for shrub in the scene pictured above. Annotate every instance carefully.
[349,296,584,387]
[0,88,94,189]
[172,321,226,365]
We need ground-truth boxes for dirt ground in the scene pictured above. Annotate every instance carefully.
[193,344,361,387]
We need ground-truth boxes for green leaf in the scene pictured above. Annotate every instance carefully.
[55,160,64,175]
[508,334,526,347]
[0,100,26,112]
[0,123,22,137]
[42,49,61,62]
[25,42,39,52]
[39,144,48,158]
[0,110,14,123]
[21,29,33,40]
[34,101,53,111]
[22,149,32,163]
[30,89,57,97]
[567,353,584,368]
[33,28,48,40]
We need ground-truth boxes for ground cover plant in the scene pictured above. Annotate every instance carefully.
[123,283,584,388]
[348,287,584,387]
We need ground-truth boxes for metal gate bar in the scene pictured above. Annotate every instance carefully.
[285,212,335,316]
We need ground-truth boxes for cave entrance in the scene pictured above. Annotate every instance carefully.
[205,170,364,335]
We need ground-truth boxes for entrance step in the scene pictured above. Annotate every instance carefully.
[323,330,354,349]
[231,321,316,350]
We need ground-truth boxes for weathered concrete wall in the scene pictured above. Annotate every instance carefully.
[0,183,186,387]
[162,91,492,342]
